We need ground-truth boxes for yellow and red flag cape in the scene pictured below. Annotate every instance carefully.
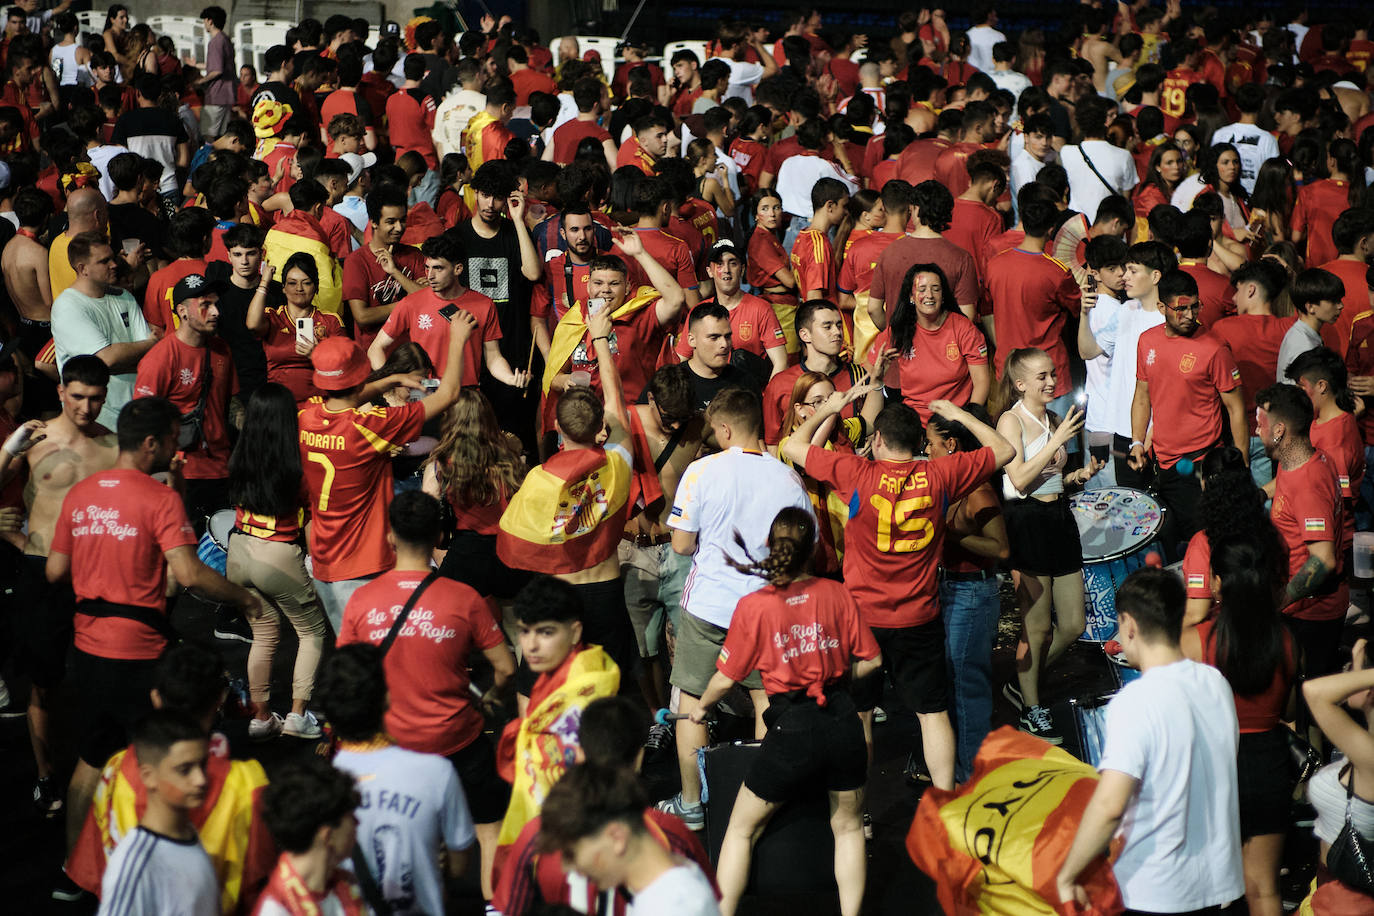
[540,286,660,395]
[494,646,620,877]
[908,727,1124,916]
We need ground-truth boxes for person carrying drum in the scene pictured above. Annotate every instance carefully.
[996,347,1104,745]
[688,507,882,916]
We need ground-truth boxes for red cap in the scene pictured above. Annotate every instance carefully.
[311,337,370,391]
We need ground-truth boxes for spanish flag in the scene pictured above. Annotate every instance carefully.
[264,209,344,315]
[67,743,275,914]
[497,445,633,575]
[908,727,1124,915]
[494,645,620,878]
[541,287,661,394]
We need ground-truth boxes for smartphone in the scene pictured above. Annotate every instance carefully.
[295,316,313,346]
[438,303,460,321]
[588,297,607,316]
[411,378,440,400]
[1084,275,1098,293]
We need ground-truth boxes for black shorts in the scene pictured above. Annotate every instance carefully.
[515,576,638,696]
[14,555,73,688]
[851,618,948,715]
[745,688,867,803]
[1003,495,1083,577]
[446,733,511,824]
[1238,727,1292,838]
[71,650,159,768]
[438,530,529,600]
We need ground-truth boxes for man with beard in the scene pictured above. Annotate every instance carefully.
[45,396,259,884]
[342,184,426,352]
[0,356,118,820]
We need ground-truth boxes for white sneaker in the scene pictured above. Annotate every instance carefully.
[283,711,322,739]
[248,713,284,740]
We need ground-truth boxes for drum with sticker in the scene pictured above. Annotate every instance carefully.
[1070,487,1165,642]
[195,509,236,575]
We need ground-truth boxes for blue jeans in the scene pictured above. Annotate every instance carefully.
[941,573,1001,783]
[312,575,377,636]
[782,213,810,254]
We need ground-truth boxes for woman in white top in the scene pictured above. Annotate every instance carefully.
[995,348,1103,745]
[1173,142,1250,229]
[48,13,87,89]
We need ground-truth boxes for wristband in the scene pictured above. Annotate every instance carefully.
[1130,440,1144,450]
[3,424,33,456]
[591,335,609,343]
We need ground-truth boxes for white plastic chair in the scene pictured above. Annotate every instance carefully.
[548,35,620,82]
[146,15,207,68]
[234,19,292,74]
[662,39,711,67]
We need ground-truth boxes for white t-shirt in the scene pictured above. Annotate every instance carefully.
[1098,659,1243,912]
[710,56,765,105]
[433,87,487,157]
[629,863,721,916]
[989,69,1032,103]
[1060,140,1137,220]
[335,744,476,916]
[776,154,858,219]
[52,286,153,429]
[97,826,219,916]
[1096,298,1165,439]
[965,25,1007,73]
[1209,122,1280,194]
[669,447,812,627]
[1084,293,1123,434]
[1277,320,1323,382]
[1010,149,1048,201]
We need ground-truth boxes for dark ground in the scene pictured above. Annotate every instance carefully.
[0,578,1325,914]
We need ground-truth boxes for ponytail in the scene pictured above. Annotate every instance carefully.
[1330,138,1367,205]
[725,507,816,587]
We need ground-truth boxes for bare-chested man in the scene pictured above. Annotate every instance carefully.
[2,188,59,412]
[0,355,117,820]
[619,362,707,717]
[1079,8,1123,93]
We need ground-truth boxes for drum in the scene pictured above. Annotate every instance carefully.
[196,509,236,576]
[1070,487,1165,642]
[1069,695,1112,767]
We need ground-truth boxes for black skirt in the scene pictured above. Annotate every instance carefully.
[1003,495,1083,577]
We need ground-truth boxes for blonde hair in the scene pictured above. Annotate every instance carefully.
[994,347,1054,419]
[426,389,526,510]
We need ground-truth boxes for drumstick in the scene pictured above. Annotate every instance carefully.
[655,708,710,725]
[522,338,535,398]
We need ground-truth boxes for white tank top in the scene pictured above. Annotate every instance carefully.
[1003,402,1066,500]
[50,43,80,86]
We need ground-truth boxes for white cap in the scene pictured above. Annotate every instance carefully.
[338,151,378,186]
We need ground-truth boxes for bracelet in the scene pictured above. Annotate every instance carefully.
[591,335,609,343]
[1130,440,1144,450]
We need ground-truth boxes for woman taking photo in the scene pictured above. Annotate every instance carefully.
[246,252,344,402]
[226,383,327,740]
[691,507,881,916]
[1132,141,1183,242]
[886,262,990,422]
[1181,533,1294,916]
[685,138,736,221]
[746,189,800,354]
[1174,142,1250,230]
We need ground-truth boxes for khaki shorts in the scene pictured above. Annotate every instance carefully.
[669,609,763,697]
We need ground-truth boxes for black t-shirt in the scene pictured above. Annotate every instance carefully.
[292,48,323,80]
[635,361,758,412]
[1046,97,1072,140]
[108,202,168,262]
[206,262,272,396]
[453,220,533,364]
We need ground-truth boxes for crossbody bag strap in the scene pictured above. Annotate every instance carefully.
[350,844,392,915]
[1075,143,1118,195]
[195,346,213,415]
[378,570,440,656]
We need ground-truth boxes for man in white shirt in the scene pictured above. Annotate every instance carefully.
[1010,114,1055,203]
[51,232,158,429]
[966,4,1007,73]
[1076,236,1131,489]
[708,21,777,105]
[1059,96,1137,219]
[776,120,859,225]
[1209,84,1280,194]
[1057,567,1243,913]
[433,58,486,157]
[659,389,812,829]
[988,41,1031,102]
[322,644,476,916]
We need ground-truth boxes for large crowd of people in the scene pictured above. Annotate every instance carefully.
[6,1,1374,913]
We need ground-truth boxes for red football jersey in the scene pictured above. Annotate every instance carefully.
[143,258,209,330]
[1135,327,1241,467]
[805,447,997,628]
[1272,451,1347,622]
[134,335,237,479]
[1181,530,1213,603]
[890,311,988,422]
[986,249,1081,396]
[297,399,426,581]
[790,228,837,302]
[380,287,501,383]
[551,118,610,165]
[1311,411,1364,550]
[1212,314,1294,434]
[632,227,697,292]
[260,306,345,402]
[1293,178,1352,270]
[674,292,784,360]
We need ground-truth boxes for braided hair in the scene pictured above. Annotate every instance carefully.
[725,507,817,587]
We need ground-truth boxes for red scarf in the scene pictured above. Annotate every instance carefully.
[255,856,367,916]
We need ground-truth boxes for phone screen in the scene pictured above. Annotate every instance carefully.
[438,304,460,321]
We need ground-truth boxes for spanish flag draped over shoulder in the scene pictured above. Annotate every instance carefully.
[263,210,344,316]
[541,286,661,394]
[497,444,633,574]
[908,727,1124,916]
[493,646,620,877]
[68,743,275,914]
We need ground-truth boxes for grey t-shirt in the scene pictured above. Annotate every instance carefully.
[52,285,153,428]
[1277,320,1323,383]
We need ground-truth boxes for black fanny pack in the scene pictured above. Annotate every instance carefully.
[77,598,177,641]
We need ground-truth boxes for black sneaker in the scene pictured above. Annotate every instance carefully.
[213,610,253,644]
[1019,705,1063,745]
[34,776,63,818]
[644,721,673,754]
[52,871,89,903]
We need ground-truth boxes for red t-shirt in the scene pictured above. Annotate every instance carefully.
[615,136,656,175]
[1212,314,1294,434]
[341,244,427,351]
[763,361,859,445]
[551,118,610,165]
[947,199,1002,283]
[1347,314,1374,445]
[805,447,998,628]
[1178,260,1237,330]
[932,142,984,198]
[897,137,952,186]
[510,68,557,106]
[1317,258,1368,356]
[869,236,980,320]
[790,228,836,302]
[675,293,784,360]
[632,227,697,292]
[386,89,438,169]
[729,137,767,193]
[837,230,900,298]
[666,215,707,273]
[262,142,297,194]
[260,306,345,402]
[1182,530,1213,603]
[1311,412,1365,550]
[746,225,792,297]
[891,311,988,421]
[1293,178,1351,270]
[1135,326,1241,467]
[143,258,210,330]
[320,88,366,130]
[1272,451,1347,622]
[297,399,426,581]
[134,336,237,479]
[717,578,880,697]
[52,469,197,659]
[338,570,505,755]
[381,287,502,384]
[986,249,1081,395]
[1197,618,1295,733]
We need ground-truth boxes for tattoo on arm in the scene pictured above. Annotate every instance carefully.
[1285,554,1333,605]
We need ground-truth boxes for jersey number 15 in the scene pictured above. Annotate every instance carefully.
[869,493,935,553]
